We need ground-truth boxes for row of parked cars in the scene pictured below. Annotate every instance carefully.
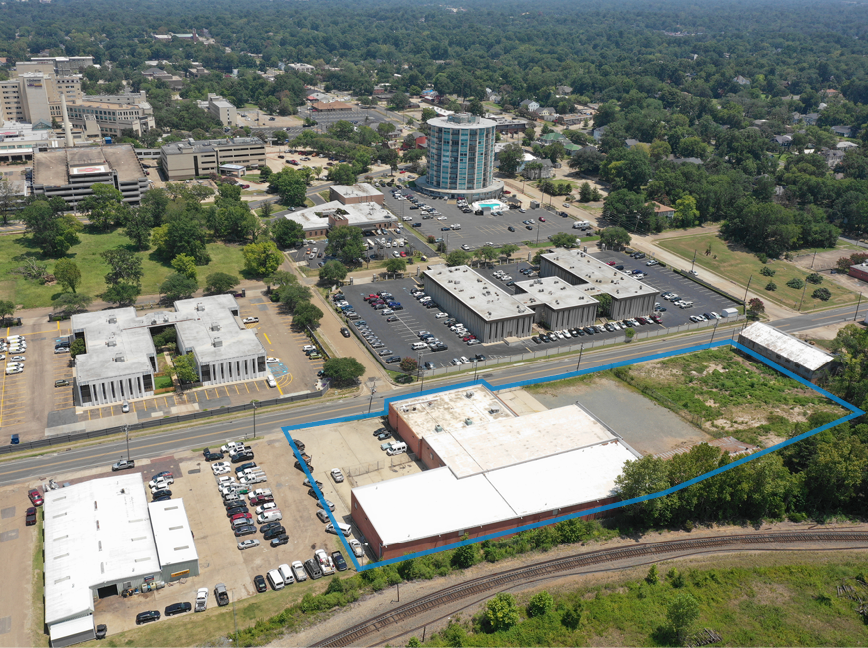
[136,583,229,625]
[4,335,27,375]
[531,316,664,343]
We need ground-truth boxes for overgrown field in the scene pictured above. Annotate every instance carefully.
[420,557,868,647]
[616,348,845,445]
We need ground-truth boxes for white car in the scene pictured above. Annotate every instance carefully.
[237,539,260,550]
[216,475,236,488]
[461,244,470,251]
[302,345,316,352]
[292,560,307,582]
[149,475,174,488]
[331,468,344,483]
[349,539,364,557]
[10,355,25,362]
[250,488,272,498]
[212,461,231,474]
[5,366,22,374]
[436,215,447,220]
[242,317,259,324]
[266,375,277,388]
[150,480,171,494]
[435,312,449,319]
[255,502,277,515]
[266,357,280,364]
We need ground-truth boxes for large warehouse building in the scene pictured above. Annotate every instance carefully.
[31,144,150,207]
[71,295,267,407]
[539,249,658,320]
[43,474,199,647]
[353,385,640,560]
[416,112,503,201]
[738,322,836,382]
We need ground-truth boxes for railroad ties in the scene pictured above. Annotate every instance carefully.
[314,531,868,648]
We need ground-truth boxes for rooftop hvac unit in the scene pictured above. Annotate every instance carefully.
[106,338,117,347]
[464,418,474,425]
[435,424,444,432]
[196,303,205,311]
[465,391,474,398]
[213,336,223,347]
[151,318,158,325]
[114,353,125,362]
[489,406,500,414]
[163,315,169,323]
[107,315,117,324]
[210,321,221,331]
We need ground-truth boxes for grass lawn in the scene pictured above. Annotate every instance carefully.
[658,233,858,311]
[0,230,246,309]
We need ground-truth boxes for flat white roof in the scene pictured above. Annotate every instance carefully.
[49,615,94,643]
[148,499,198,567]
[395,384,515,436]
[426,405,615,478]
[282,200,396,231]
[739,322,835,371]
[513,276,597,311]
[44,474,160,625]
[331,183,381,199]
[423,265,535,322]
[542,249,658,298]
[354,440,636,546]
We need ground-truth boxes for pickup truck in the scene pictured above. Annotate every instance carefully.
[111,459,135,471]
[240,473,267,485]
[220,441,245,455]
[194,588,208,612]
[214,583,229,607]
[314,549,335,575]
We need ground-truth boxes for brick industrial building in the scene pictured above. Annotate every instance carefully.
[351,385,639,560]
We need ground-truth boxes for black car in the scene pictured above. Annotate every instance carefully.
[270,534,289,547]
[260,521,283,534]
[203,448,224,461]
[423,362,434,370]
[151,489,172,500]
[164,602,191,617]
[386,356,401,363]
[234,525,257,537]
[332,551,348,571]
[135,611,161,625]
[25,507,36,526]
[235,462,257,474]
[254,575,267,593]
[293,439,305,453]
[507,226,516,232]
[263,526,287,540]
[304,558,324,580]
[373,427,388,437]
[224,498,246,509]
[340,327,350,337]
[152,494,172,502]
[226,506,249,518]
[231,450,254,463]
[474,354,486,361]
[583,326,596,335]
[441,226,451,231]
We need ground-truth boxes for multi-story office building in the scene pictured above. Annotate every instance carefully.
[196,94,237,126]
[67,91,156,137]
[418,112,503,200]
[0,72,82,125]
[16,56,94,76]
[160,137,266,180]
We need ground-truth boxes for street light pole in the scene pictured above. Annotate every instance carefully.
[124,424,130,462]
[368,385,377,413]
[690,250,697,273]
[710,317,719,344]
[251,401,258,439]
[855,292,863,321]
[473,360,479,381]
[576,343,584,372]
[742,275,753,306]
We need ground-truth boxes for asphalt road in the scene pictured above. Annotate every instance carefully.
[3,302,865,486]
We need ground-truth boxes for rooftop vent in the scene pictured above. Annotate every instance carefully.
[195,302,205,311]
[464,418,474,425]
[489,406,500,414]
[106,337,117,347]
[210,321,221,331]
[107,315,117,324]
[213,336,223,347]
[465,391,474,398]
[434,424,444,432]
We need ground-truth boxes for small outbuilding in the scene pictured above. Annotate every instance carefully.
[738,322,836,382]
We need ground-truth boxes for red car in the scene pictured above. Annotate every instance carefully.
[25,507,37,526]
[606,261,616,266]
[239,184,251,189]
[249,495,274,506]
[231,512,252,522]
[462,335,476,342]
[400,251,407,257]
[28,489,43,507]
[539,217,546,222]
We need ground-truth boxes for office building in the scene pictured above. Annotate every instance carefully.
[196,93,237,126]
[65,91,155,138]
[329,183,384,205]
[277,200,396,238]
[31,144,149,207]
[0,72,82,125]
[70,295,267,407]
[417,113,503,200]
[14,56,94,77]
[159,137,266,180]
[512,276,598,329]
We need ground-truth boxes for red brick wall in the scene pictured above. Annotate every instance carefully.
[849,265,868,282]
[418,436,446,470]
[387,405,425,455]
[352,493,621,561]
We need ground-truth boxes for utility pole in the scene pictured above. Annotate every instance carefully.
[124,424,130,462]
[368,384,377,413]
[798,282,808,312]
[710,317,719,344]
[576,343,584,372]
[855,293,863,321]
[690,249,697,273]
[742,275,753,306]
[251,401,258,439]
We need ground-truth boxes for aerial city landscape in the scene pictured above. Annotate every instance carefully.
[2,0,868,645]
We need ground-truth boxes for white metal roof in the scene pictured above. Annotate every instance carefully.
[354,440,637,546]
[49,615,94,644]
[43,474,160,625]
[739,322,835,371]
[148,499,198,567]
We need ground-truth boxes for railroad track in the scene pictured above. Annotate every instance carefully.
[313,530,868,647]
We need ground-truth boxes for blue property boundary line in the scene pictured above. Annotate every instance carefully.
[281,339,864,572]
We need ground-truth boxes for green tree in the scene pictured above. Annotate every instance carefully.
[0,177,21,225]
[205,272,240,294]
[527,591,554,617]
[172,352,199,384]
[279,283,313,312]
[102,282,140,306]
[0,300,15,324]
[52,292,93,316]
[101,247,143,287]
[667,592,700,643]
[550,232,579,248]
[321,357,365,386]
[451,538,480,569]
[272,218,305,248]
[673,195,699,228]
[69,337,86,358]
[484,593,520,632]
[243,241,283,277]
[390,91,409,110]
[293,301,323,328]
[615,455,672,525]
[500,243,519,261]
[171,253,198,281]
[377,122,396,138]
[20,200,80,257]
[385,257,407,275]
[54,258,82,293]
[123,207,152,250]
[579,182,593,202]
[159,272,198,301]
[327,163,358,185]
[599,226,632,249]
[327,225,365,265]
[162,210,211,264]
[445,250,471,266]
[268,168,308,207]
[80,183,128,231]
[319,260,348,284]
[497,143,525,176]
[399,356,418,374]
[646,564,660,585]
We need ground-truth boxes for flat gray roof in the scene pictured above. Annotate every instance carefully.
[174,296,265,364]
[427,113,497,130]
[283,200,396,230]
[513,276,597,310]
[331,183,381,199]
[423,265,534,321]
[33,144,144,187]
[160,137,263,156]
[542,249,658,299]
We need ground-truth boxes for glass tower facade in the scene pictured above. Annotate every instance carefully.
[426,113,496,193]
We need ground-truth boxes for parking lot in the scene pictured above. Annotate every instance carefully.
[381,190,585,253]
[287,229,429,271]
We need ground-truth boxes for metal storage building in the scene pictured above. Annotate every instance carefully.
[738,322,836,382]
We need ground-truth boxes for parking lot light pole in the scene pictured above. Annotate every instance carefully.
[251,401,258,440]
[473,360,479,381]
[368,385,377,413]
[124,424,130,462]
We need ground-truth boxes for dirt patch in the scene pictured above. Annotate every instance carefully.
[588,629,629,646]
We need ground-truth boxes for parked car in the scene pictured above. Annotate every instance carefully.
[203,448,224,461]
[28,489,43,506]
[304,558,324,580]
[253,575,267,593]
[111,459,135,472]
[331,468,344,483]
[238,539,260,550]
[332,551,348,571]
[164,602,192,617]
[25,507,37,526]
[135,611,161,625]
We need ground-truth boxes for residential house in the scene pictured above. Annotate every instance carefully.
[535,107,558,121]
[793,112,819,125]
[773,135,793,147]
[831,125,854,138]
[733,75,750,86]
[519,99,540,113]
[666,156,703,165]
[556,85,573,96]
[818,147,845,168]
[649,201,675,218]
[592,125,608,141]
[403,131,427,150]
[558,114,587,127]
[538,132,566,146]
[837,141,858,150]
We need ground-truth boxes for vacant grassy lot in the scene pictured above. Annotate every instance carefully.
[422,556,868,647]
[617,347,846,444]
[0,231,246,309]
[658,233,858,311]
